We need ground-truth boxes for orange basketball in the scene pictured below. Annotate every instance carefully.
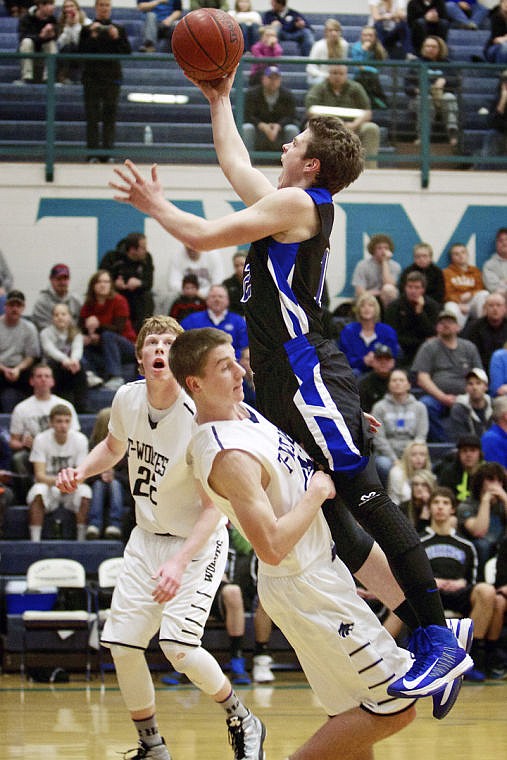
[172,9,244,82]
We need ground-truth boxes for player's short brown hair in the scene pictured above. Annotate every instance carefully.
[305,115,364,195]
[169,328,232,395]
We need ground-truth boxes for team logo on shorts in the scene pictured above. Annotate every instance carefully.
[359,491,378,503]
[338,622,354,638]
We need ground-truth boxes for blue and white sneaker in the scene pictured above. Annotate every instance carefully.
[447,617,474,653]
[387,623,474,698]
[432,618,474,719]
[160,670,183,686]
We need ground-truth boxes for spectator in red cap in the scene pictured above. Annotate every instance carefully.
[31,263,82,331]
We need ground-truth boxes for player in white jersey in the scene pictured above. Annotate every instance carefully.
[56,316,265,760]
[168,326,420,760]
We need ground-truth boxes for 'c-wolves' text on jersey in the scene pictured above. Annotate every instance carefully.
[241,187,333,371]
[189,403,333,578]
[109,380,226,536]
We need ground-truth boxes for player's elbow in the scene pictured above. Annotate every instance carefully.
[255,540,288,566]
[256,548,284,566]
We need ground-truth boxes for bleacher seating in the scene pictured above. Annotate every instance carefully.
[0,9,502,165]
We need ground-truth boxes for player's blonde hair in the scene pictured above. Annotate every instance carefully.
[135,315,183,375]
[135,315,183,358]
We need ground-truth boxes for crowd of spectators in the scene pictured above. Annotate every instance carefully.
[341,226,507,655]
[6,3,507,165]
[2,1,507,681]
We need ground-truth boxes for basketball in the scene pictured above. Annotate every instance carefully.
[172,9,244,82]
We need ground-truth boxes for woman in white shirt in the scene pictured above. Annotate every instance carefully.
[369,0,410,59]
[306,18,349,85]
[228,0,262,51]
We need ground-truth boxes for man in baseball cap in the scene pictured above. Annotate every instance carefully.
[6,290,25,304]
[437,309,458,322]
[31,263,82,331]
[358,344,395,412]
[448,367,493,440]
[373,344,393,359]
[466,368,489,385]
[243,63,299,153]
[0,289,39,411]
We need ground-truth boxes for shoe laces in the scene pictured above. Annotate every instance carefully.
[227,715,247,759]
[120,742,149,759]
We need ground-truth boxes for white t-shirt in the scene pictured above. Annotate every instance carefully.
[29,428,89,474]
[306,37,350,84]
[109,380,226,536]
[368,0,407,27]
[165,245,225,306]
[10,394,80,438]
[190,404,332,578]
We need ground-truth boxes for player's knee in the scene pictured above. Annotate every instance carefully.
[221,583,244,611]
[109,643,143,664]
[109,644,154,713]
[160,640,196,671]
[474,581,496,604]
[159,641,225,695]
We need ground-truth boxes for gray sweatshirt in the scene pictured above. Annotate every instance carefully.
[371,392,429,460]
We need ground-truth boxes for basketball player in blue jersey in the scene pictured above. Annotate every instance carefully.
[109,70,472,708]
[56,316,265,760]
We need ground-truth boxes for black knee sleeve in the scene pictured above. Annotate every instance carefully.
[351,490,422,560]
[322,498,374,575]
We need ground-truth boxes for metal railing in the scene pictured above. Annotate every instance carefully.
[0,51,505,185]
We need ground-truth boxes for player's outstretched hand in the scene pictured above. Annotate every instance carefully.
[56,467,81,493]
[308,470,336,503]
[110,160,166,216]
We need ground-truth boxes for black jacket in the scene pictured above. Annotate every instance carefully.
[244,85,297,128]
[407,0,448,27]
[79,19,131,84]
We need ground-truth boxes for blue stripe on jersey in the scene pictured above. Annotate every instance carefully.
[285,335,369,474]
[268,240,309,338]
[211,426,224,450]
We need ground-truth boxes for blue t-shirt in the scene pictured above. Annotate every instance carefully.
[180,310,248,360]
[481,423,507,468]
[138,0,182,24]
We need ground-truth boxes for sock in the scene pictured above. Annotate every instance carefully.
[30,525,42,542]
[229,636,243,659]
[77,524,87,541]
[133,715,163,748]
[219,689,249,719]
[254,641,270,656]
[470,638,486,672]
[393,545,446,628]
[392,599,419,631]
